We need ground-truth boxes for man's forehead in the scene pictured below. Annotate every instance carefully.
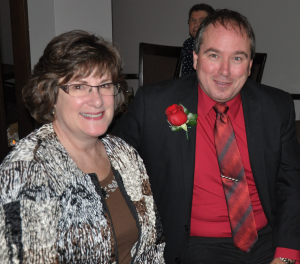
[200,22,251,55]
[209,21,248,38]
[191,10,208,18]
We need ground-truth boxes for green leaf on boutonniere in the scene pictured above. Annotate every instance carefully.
[171,126,182,132]
[187,112,198,126]
[167,120,183,131]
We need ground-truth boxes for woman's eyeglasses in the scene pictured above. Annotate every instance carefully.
[59,83,120,97]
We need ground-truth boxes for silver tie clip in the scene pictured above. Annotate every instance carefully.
[221,175,239,182]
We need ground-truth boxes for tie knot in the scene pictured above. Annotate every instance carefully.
[213,103,229,114]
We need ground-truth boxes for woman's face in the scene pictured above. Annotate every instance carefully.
[53,72,115,142]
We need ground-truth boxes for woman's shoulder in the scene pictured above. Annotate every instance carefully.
[1,130,38,168]
[1,124,55,167]
[102,134,137,154]
[101,134,141,169]
[0,125,52,205]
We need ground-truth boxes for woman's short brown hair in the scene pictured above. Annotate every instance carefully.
[23,30,125,124]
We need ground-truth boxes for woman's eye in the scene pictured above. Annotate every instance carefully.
[100,83,111,89]
[73,85,83,90]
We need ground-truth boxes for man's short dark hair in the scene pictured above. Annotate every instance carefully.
[188,3,215,19]
[194,9,256,59]
[23,30,125,124]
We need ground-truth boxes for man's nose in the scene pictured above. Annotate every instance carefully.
[218,60,230,77]
[194,20,201,27]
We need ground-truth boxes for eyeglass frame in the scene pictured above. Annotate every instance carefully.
[188,17,205,24]
[59,82,121,97]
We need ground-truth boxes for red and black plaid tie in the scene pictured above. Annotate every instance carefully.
[213,102,257,252]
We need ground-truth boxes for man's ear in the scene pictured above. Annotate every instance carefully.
[248,59,253,76]
[193,51,198,70]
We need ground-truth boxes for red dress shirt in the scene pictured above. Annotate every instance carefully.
[190,85,299,262]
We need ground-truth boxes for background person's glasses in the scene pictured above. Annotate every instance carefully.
[59,83,120,97]
[188,18,205,24]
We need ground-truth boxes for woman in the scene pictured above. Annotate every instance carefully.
[0,30,165,263]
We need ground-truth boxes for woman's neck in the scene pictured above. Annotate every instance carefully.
[52,121,111,179]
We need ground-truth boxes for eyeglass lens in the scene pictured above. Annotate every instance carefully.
[67,84,118,97]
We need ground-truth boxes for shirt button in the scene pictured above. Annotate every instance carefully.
[175,258,181,263]
[185,225,189,231]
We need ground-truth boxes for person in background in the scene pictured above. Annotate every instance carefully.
[181,3,214,76]
[111,9,300,264]
[0,30,165,264]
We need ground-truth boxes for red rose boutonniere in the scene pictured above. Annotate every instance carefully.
[165,104,198,139]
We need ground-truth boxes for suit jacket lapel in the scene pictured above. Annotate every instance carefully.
[177,74,199,215]
[241,81,272,221]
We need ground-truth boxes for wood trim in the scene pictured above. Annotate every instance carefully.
[9,0,34,139]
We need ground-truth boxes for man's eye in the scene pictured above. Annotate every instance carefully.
[210,54,218,58]
[234,57,242,61]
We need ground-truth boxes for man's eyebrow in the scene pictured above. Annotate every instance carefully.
[233,51,249,58]
[203,48,249,58]
[203,48,220,54]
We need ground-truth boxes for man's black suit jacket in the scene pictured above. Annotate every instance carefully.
[111,73,300,264]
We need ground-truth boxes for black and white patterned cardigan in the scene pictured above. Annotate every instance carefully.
[0,123,165,263]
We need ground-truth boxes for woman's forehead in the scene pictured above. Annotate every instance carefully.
[71,68,112,81]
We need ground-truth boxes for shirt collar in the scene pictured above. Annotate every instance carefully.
[198,84,242,120]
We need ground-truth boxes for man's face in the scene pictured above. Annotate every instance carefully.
[189,10,208,38]
[193,23,253,102]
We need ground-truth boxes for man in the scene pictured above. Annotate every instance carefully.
[111,9,300,264]
[181,3,214,76]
